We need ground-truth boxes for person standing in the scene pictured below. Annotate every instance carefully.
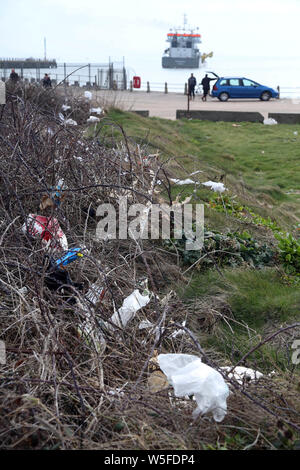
[42,74,52,88]
[9,69,19,83]
[201,74,215,101]
[188,73,196,100]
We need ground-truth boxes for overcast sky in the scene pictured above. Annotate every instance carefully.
[1,0,300,64]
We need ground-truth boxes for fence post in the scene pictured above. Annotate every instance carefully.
[147,81,150,93]
[164,82,168,93]
[184,83,187,95]
[277,85,280,99]
[64,62,66,96]
[130,80,133,92]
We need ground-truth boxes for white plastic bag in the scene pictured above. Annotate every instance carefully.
[158,353,230,422]
[202,181,227,193]
[87,116,100,123]
[110,289,150,329]
[263,118,277,125]
[90,107,102,115]
[65,118,77,126]
[84,91,92,100]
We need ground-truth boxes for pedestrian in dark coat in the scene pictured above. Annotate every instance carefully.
[42,74,52,88]
[188,73,197,100]
[201,74,216,101]
[9,69,19,83]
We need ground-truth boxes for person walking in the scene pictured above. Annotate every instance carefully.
[201,74,216,101]
[188,73,197,100]
[42,74,52,88]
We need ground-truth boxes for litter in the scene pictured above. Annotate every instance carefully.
[90,107,102,114]
[18,287,28,296]
[221,366,263,385]
[22,214,68,252]
[43,255,84,300]
[169,320,186,338]
[65,118,77,126]
[202,181,227,193]
[157,353,230,422]
[54,247,84,268]
[50,178,65,207]
[85,282,106,305]
[84,91,92,100]
[109,289,151,329]
[62,104,71,111]
[40,180,65,211]
[263,118,277,125]
[170,178,199,185]
[87,116,100,123]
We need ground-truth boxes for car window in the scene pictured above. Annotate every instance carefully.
[243,79,257,87]
[219,79,228,86]
[229,79,240,86]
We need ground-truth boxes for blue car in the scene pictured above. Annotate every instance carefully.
[210,75,279,101]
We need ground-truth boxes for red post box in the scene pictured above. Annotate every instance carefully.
[133,76,141,88]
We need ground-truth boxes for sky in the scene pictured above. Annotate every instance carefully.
[1,0,300,65]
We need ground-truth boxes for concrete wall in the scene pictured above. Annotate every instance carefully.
[176,110,264,123]
[268,113,300,124]
[131,110,149,117]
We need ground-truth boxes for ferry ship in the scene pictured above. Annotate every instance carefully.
[162,16,201,69]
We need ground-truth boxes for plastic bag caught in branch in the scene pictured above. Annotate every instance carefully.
[22,214,68,252]
[158,353,230,422]
[109,289,151,329]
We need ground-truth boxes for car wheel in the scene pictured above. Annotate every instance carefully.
[218,92,229,102]
[260,91,271,101]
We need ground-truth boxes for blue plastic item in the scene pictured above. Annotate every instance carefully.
[55,248,83,268]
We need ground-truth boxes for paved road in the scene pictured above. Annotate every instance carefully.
[94,90,300,120]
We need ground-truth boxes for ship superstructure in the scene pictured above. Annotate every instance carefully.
[162,16,201,68]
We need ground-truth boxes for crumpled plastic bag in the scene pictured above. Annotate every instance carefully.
[263,117,277,125]
[22,214,68,252]
[202,181,227,193]
[110,289,150,329]
[87,116,100,123]
[65,118,77,126]
[84,91,92,100]
[158,353,230,422]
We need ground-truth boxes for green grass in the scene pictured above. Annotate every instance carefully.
[101,109,300,191]
[183,267,300,328]
[95,109,300,229]
[181,267,300,371]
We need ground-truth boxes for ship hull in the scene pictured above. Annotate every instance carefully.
[162,56,200,69]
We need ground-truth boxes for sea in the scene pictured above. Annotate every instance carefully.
[1,53,300,99]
